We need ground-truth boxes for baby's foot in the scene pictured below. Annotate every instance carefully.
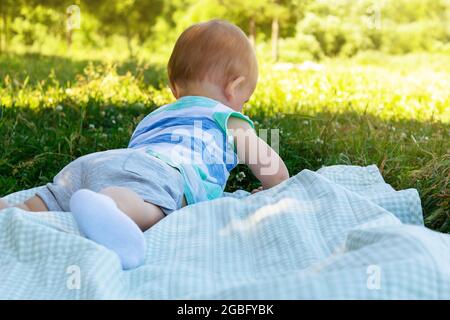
[69,189,146,270]
[0,198,10,211]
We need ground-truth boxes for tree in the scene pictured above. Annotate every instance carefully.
[218,0,272,46]
[5,0,78,52]
[0,0,22,52]
[85,0,164,58]
[219,0,306,61]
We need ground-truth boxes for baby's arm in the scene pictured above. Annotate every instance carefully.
[228,117,289,190]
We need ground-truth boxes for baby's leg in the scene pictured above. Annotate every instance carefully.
[99,186,165,231]
[0,198,8,210]
[69,186,164,270]
[0,196,48,212]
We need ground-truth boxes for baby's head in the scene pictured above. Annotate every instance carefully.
[168,19,258,111]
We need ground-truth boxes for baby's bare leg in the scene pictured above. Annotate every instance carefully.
[0,195,48,212]
[99,186,165,231]
[0,198,9,210]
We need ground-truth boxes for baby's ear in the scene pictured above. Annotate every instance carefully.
[225,76,245,100]
[169,82,179,99]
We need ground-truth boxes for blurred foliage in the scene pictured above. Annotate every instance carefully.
[0,0,449,60]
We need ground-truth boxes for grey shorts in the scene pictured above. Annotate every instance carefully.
[36,148,185,215]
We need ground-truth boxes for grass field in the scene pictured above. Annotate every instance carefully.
[0,52,449,232]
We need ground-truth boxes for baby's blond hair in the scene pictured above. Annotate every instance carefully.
[168,19,258,91]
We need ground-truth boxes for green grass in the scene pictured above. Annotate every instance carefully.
[0,52,449,233]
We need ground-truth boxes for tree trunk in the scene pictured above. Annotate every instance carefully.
[0,2,3,54]
[248,17,256,47]
[0,15,3,53]
[66,30,72,49]
[125,21,134,59]
[126,35,133,59]
[2,12,8,52]
[271,16,279,62]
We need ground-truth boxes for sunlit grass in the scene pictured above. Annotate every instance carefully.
[251,55,450,123]
[2,53,448,123]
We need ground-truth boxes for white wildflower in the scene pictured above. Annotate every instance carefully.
[236,172,246,182]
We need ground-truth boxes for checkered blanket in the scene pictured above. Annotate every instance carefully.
[1,165,449,299]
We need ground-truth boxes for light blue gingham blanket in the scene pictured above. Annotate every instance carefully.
[1,165,449,299]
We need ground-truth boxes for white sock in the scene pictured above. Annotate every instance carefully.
[69,189,146,270]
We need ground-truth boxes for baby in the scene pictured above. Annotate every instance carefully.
[0,20,289,269]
